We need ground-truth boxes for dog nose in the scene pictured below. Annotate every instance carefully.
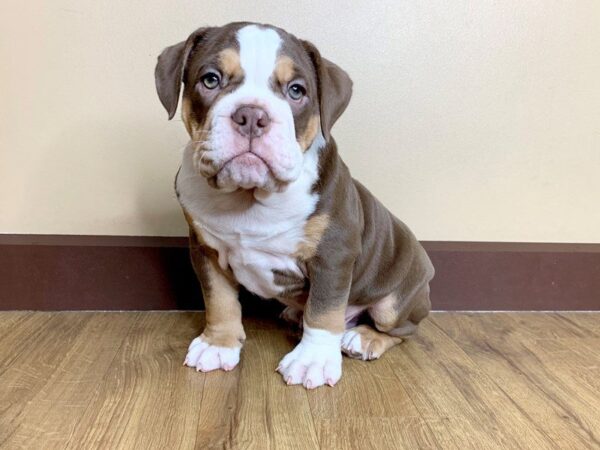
[231,106,271,138]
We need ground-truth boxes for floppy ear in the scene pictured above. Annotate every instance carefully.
[155,28,209,119]
[302,40,353,141]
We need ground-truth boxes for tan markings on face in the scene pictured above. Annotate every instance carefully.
[181,97,196,137]
[182,96,213,142]
[298,115,320,152]
[184,96,214,176]
[304,304,346,334]
[275,55,295,85]
[219,48,243,79]
[295,213,330,260]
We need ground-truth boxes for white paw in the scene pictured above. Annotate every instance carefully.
[277,326,342,389]
[341,329,363,358]
[184,336,240,372]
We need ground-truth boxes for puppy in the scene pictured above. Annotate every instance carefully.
[155,22,434,389]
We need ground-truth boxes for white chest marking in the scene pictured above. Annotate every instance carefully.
[177,136,324,299]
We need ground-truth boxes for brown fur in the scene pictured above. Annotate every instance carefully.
[368,293,400,331]
[343,285,431,360]
[297,115,320,152]
[181,98,198,138]
[219,48,243,79]
[343,325,403,360]
[198,254,245,348]
[181,96,215,152]
[304,136,434,339]
[376,284,432,338]
[304,304,346,334]
[189,235,244,348]
[183,205,244,348]
[272,269,308,304]
[275,55,295,84]
[294,213,330,260]
[158,23,434,359]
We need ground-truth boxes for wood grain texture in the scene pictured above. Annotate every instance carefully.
[0,311,598,449]
[431,313,600,449]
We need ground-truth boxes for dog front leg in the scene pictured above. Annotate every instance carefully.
[184,230,245,372]
[277,259,351,389]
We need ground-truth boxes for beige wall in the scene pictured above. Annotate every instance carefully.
[1,1,599,242]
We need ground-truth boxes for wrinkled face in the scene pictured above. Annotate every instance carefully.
[180,24,321,192]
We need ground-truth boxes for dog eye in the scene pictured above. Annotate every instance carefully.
[201,72,221,90]
[287,83,306,101]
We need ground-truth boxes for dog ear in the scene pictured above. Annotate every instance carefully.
[155,28,209,119]
[302,40,353,141]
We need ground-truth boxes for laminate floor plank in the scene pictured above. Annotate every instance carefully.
[1,313,135,449]
[0,312,32,342]
[387,319,556,449]
[432,313,600,449]
[226,320,320,450]
[0,312,55,375]
[1,311,598,449]
[558,313,600,336]
[63,312,203,450]
[307,352,443,449]
[0,312,92,445]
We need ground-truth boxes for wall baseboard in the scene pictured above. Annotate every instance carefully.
[1,235,598,311]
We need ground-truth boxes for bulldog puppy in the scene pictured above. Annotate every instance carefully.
[155,22,434,389]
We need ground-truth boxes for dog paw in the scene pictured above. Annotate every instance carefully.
[342,326,401,361]
[184,336,240,372]
[276,327,342,389]
[341,329,370,359]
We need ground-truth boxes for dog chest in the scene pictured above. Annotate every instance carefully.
[202,226,307,299]
[176,144,319,300]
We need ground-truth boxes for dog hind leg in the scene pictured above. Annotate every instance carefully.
[341,284,431,360]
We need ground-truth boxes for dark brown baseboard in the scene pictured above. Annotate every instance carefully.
[1,235,599,311]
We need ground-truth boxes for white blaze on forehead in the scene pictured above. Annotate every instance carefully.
[237,25,282,88]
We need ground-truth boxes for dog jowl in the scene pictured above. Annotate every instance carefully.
[155,22,434,389]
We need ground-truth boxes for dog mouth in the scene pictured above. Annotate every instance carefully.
[193,130,302,191]
[208,150,287,192]
[216,151,272,177]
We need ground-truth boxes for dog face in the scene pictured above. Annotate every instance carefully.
[155,22,352,192]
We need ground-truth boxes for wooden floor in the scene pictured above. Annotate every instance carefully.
[0,311,598,449]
